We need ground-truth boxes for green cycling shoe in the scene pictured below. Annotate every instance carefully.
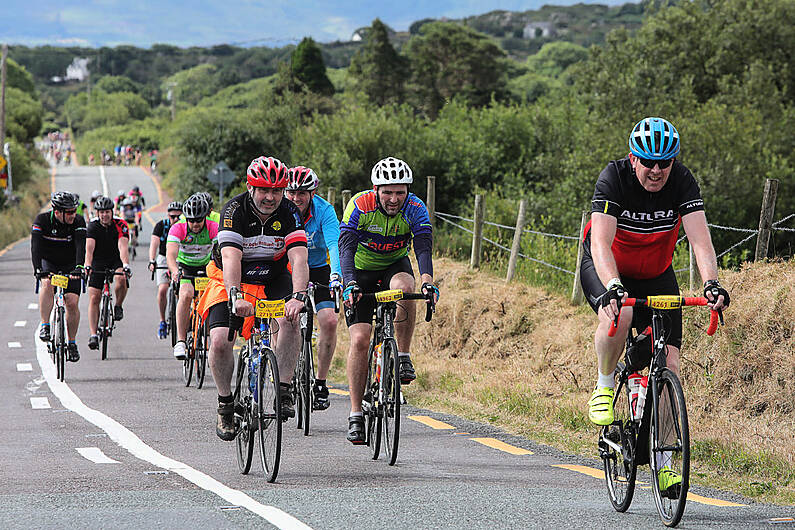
[588,386,615,426]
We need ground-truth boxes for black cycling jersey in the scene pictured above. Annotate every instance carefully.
[151,218,172,257]
[215,192,307,285]
[87,217,129,263]
[583,157,704,280]
[31,210,87,270]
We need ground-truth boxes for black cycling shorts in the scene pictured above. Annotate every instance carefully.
[580,243,682,349]
[206,269,294,331]
[88,258,124,290]
[178,263,206,287]
[310,264,333,311]
[345,257,414,327]
[42,259,81,295]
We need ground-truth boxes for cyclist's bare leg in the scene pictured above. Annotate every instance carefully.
[209,327,235,396]
[390,272,416,353]
[315,307,338,380]
[594,306,634,378]
[176,282,194,341]
[157,283,168,321]
[347,322,372,413]
[64,293,80,341]
[38,280,54,325]
[87,287,102,335]
[274,316,300,384]
[114,268,129,306]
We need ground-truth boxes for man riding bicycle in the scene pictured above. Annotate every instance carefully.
[31,192,87,362]
[285,165,343,411]
[119,198,139,245]
[149,201,183,339]
[340,156,439,444]
[581,117,729,493]
[199,156,309,441]
[85,196,132,351]
[167,194,219,360]
[128,185,146,230]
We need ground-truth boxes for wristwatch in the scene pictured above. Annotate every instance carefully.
[291,292,308,303]
[229,286,244,301]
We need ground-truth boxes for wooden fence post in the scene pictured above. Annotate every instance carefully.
[426,175,436,227]
[327,187,336,211]
[470,194,484,269]
[506,199,528,282]
[571,210,590,305]
[755,178,779,261]
[341,189,351,213]
[689,241,698,293]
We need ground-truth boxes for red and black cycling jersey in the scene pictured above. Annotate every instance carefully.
[215,192,307,285]
[583,157,704,279]
[86,217,129,262]
[31,210,87,270]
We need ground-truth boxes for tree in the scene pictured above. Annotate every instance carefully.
[6,58,36,96]
[349,18,409,106]
[95,75,140,94]
[288,37,334,96]
[405,22,508,117]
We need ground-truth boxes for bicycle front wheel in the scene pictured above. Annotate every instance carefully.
[234,346,254,474]
[195,321,208,389]
[100,295,111,360]
[257,349,282,483]
[600,377,637,512]
[650,368,690,527]
[183,326,194,387]
[381,338,401,466]
[168,288,178,348]
[297,335,312,436]
[366,341,381,460]
[56,306,66,381]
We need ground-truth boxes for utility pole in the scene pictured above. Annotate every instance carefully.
[167,82,178,121]
[1,44,7,149]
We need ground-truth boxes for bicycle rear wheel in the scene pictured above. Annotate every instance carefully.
[257,349,282,482]
[195,321,208,389]
[381,338,401,466]
[650,368,690,527]
[600,377,637,512]
[234,346,254,474]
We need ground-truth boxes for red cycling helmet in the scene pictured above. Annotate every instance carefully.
[247,156,289,188]
[287,166,320,191]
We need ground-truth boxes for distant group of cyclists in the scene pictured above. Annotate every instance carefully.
[87,145,158,172]
[30,117,731,503]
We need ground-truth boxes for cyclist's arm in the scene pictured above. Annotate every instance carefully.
[166,241,179,278]
[407,196,434,278]
[287,245,309,293]
[413,231,433,278]
[681,210,719,285]
[117,223,130,266]
[590,212,621,287]
[220,246,242,293]
[338,229,360,285]
[74,221,87,266]
[84,238,96,269]
[320,204,342,277]
[31,220,44,271]
[148,235,159,262]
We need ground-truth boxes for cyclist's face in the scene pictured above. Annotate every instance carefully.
[98,209,113,225]
[247,184,283,216]
[187,218,205,233]
[376,185,408,216]
[55,209,77,224]
[285,190,313,215]
[630,153,673,193]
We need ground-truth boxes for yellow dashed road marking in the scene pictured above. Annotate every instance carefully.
[328,388,349,396]
[553,464,603,479]
[470,437,533,455]
[408,415,455,430]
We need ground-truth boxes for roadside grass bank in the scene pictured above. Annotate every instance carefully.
[328,256,795,504]
[0,172,50,249]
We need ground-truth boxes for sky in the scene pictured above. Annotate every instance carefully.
[2,0,627,48]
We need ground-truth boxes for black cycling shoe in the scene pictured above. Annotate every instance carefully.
[280,385,295,420]
[312,383,330,411]
[88,335,99,350]
[67,343,80,362]
[216,402,236,441]
[39,325,51,343]
[347,415,366,445]
[399,355,416,384]
[114,305,124,321]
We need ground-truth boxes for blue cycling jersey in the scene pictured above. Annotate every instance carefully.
[304,195,341,276]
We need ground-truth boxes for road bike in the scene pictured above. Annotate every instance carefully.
[354,288,435,466]
[95,269,129,361]
[292,281,341,436]
[125,221,138,260]
[181,272,209,388]
[229,296,284,482]
[600,295,721,527]
[35,271,82,381]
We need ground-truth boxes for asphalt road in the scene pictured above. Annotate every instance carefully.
[0,163,792,529]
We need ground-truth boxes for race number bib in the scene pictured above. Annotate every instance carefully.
[255,300,285,318]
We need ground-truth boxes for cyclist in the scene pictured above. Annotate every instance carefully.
[31,191,87,362]
[73,193,89,223]
[85,196,132,351]
[166,194,218,360]
[114,189,127,215]
[89,190,101,218]
[148,201,183,339]
[119,197,139,247]
[128,185,146,230]
[198,155,309,441]
[285,165,342,410]
[340,156,439,444]
[580,117,729,493]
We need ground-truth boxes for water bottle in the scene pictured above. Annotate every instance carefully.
[374,343,382,382]
[636,374,648,419]
[250,347,260,401]
[628,373,642,420]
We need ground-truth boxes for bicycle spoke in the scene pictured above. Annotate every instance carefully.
[258,350,282,483]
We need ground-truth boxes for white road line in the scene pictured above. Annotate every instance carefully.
[33,332,311,530]
[28,303,38,310]
[15,321,27,327]
[100,165,109,196]
[16,363,33,371]
[77,447,120,464]
[8,341,21,348]
[30,397,51,409]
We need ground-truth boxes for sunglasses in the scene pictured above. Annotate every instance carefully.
[62,209,77,215]
[638,157,674,169]
[168,214,181,220]
[187,217,204,224]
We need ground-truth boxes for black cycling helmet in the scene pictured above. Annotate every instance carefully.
[51,191,78,210]
[182,193,210,219]
[132,185,140,193]
[198,191,213,210]
[167,201,183,212]
[94,196,114,211]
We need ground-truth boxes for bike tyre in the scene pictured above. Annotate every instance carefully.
[234,345,254,474]
[381,338,401,466]
[257,349,282,483]
[366,340,381,460]
[601,375,637,512]
[183,327,194,387]
[56,306,66,381]
[196,321,208,389]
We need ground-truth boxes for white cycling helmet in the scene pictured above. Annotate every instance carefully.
[371,157,413,186]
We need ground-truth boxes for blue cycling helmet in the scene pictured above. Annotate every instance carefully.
[628,117,680,160]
